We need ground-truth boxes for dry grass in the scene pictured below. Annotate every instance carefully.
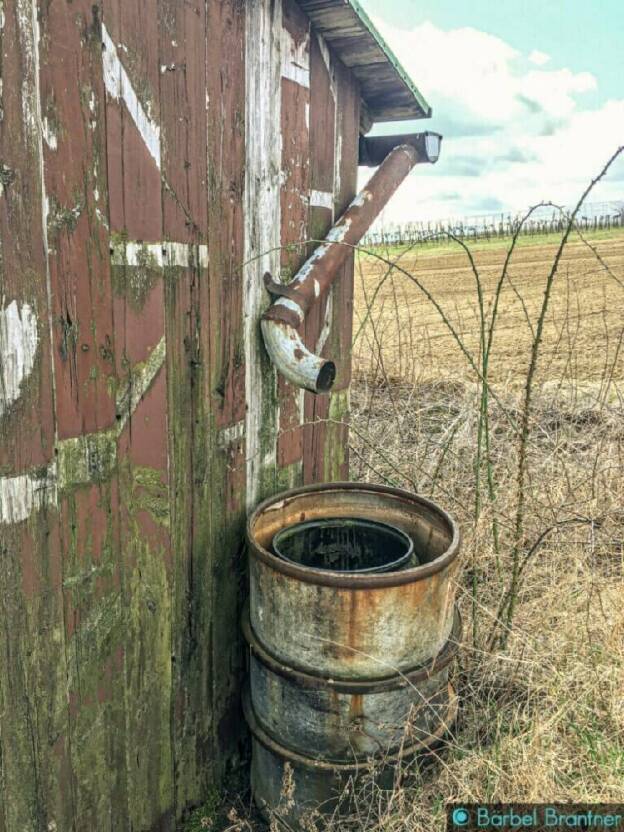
[341,225,624,829]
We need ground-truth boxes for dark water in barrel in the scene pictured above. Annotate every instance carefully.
[272,517,414,574]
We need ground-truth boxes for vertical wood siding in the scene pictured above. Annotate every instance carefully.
[243,0,281,512]
[276,0,310,477]
[0,0,359,827]
[320,56,359,480]
[0,7,68,827]
[303,34,359,483]
[159,0,210,817]
[105,2,172,828]
[204,0,247,798]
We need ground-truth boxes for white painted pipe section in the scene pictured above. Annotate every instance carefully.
[260,318,335,393]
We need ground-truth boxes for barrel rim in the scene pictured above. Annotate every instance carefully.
[247,481,461,588]
[244,683,458,772]
[243,604,462,690]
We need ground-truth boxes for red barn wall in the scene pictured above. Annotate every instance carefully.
[0,0,359,828]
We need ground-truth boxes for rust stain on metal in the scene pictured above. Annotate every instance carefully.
[248,482,460,674]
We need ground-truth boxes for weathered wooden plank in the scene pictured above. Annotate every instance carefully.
[321,55,358,480]
[204,0,248,788]
[159,0,212,817]
[101,2,174,828]
[0,518,74,831]
[117,372,173,830]
[277,0,311,474]
[308,33,336,196]
[38,1,129,826]
[244,0,283,509]
[164,256,200,818]
[303,31,335,484]
[103,0,162,240]
[303,48,358,483]
[1,4,71,829]
[60,478,127,829]
[41,1,116,440]
[0,2,54,474]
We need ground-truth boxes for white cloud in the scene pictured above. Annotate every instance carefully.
[364,19,624,224]
[529,49,551,66]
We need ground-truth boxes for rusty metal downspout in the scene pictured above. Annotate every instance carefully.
[261,133,442,393]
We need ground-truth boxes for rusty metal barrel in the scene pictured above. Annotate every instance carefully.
[244,482,461,827]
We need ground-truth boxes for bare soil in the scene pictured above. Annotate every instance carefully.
[353,234,624,390]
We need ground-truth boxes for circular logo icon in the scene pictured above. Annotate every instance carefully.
[452,808,470,826]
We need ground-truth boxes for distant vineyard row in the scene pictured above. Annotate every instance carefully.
[363,200,624,247]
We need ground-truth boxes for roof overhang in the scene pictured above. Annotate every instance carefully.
[297,0,431,130]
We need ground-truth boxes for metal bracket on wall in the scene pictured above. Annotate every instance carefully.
[263,272,303,304]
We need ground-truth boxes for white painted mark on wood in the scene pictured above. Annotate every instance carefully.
[334,131,342,203]
[0,335,166,523]
[111,240,209,269]
[96,208,109,230]
[316,290,333,355]
[0,300,39,417]
[16,0,37,140]
[309,190,333,211]
[326,219,351,243]
[165,242,209,269]
[0,464,57,525]
[218,419,245,449]
[316,31,338,211]
[349,190,372,209]
[116,336,166,431]
[281,23,310,89]
[42,117,57,150]
[244,0,282,510]
[101,23,161,169]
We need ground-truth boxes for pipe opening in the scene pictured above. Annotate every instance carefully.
[316,361,337,392]
[272,517,414,574]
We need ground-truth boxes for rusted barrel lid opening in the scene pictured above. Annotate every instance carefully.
[272,517,414,574]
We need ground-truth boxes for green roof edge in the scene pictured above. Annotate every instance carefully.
[349,0,432,119]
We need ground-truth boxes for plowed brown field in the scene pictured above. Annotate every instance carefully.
[353,232,624,391]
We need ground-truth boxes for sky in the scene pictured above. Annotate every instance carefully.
[358,0,624,224]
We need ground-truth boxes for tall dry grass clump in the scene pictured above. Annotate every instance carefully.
[342,148,624,828]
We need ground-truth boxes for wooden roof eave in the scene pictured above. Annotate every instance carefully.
[297,0,431,131]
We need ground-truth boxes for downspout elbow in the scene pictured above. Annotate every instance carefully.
[260,317,336,394]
